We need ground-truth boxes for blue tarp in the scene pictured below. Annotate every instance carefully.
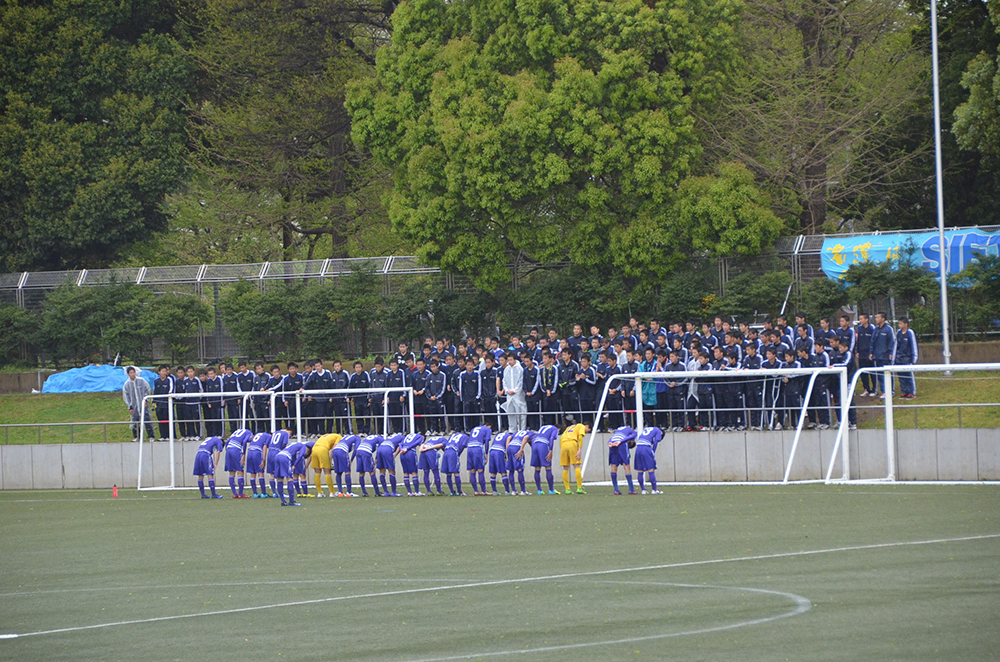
[42,364,157,394]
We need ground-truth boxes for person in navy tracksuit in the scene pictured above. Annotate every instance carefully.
[869,312,896,398]
[349,361,372,435]
[855,314,875,396]
[386,358,409,433]
[369,358,390,434]
[153,364,176,440]
[234,362,255,432]
[203,367,224,437]
[458,359,482,431]
[330,360,351,434]
[424,360,447,434]
[307,360,335,435]
[894,317,918,398]
[179,366,203,439]
[522,353,541,430]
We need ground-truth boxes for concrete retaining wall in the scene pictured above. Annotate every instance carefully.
[0,428,997,489]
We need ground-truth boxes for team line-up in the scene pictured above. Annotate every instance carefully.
[192,422,661,505]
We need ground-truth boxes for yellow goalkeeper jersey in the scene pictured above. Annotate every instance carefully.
[561,423,587,447]
[314,433,342,453]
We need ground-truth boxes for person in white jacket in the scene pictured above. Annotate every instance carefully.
[501,353,526,432]
[122,366,154,442]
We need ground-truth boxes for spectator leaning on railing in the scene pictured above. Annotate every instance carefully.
[122,366,154,442]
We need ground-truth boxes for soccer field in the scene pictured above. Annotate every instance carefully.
[0,487,997,661]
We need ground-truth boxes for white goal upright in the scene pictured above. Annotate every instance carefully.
[136,386,415,490]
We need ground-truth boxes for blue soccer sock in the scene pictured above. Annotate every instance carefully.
[507,471,515,492]
[545,469,554,492]
[269,479,277,496]
[491,476,498,493]
[359,474,368,496]
[625,474,634,492]
[249,478,258,496]
[423,470,432,493]
[389,474,397,494]
[534,471,542,492]
[649,471,657,491]
[380,475,389,493]
[238,477,245,496]
[637,473,645,491]
[345,474,352,495]
[372,474,382,496]
[277,481,286,504]
[456,476,463,495]
[500,474,509,494]
[208,479,218,497]
[287,480,297,498]
[259,478,267,496]
[446,474,455,494]
[229,476,237,496]
[198,479,207,498]
[433,469,442,493]
[518,471,526,492]
[611,472,619,492]
[403,476,412,494]
[336,473,343,493]
[299,479,308,496]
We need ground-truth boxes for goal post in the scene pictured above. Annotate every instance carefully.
[137,387,415,490]
[580,366,848,486]
[825,362,1000,484]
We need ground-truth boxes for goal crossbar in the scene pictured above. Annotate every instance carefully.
[580,367,849,485]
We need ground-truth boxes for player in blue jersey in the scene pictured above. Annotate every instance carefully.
[418,435,446,495]
[292,439,311,497]
[332,434,359,497]
[608,426,637,495]
[466,425,491,495]
[441,432,469,496]
[223,428,253,498]
[266,429,291,498]
[632,426,663,494]
[192,435,225,499]
[506,429,533,495]
[488,430,513,495]
[352,434,382,497]
[274,440,314,505]
[398,432,425,496]
[531,424,560,495]
[376,432,404,496]
[245,431,271,498]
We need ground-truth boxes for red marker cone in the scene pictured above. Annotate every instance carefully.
[113,485,118,498]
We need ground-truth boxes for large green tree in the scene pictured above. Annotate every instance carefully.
[0,0,191,271]
[176,0,397,264]
[953,1,1000,163]
[348,0,745,290]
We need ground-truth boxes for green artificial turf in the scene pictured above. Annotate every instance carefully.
[0,486,997,661]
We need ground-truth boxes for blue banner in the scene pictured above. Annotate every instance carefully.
[821,229,1000,282]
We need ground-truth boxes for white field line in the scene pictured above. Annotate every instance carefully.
[1,533,997,640]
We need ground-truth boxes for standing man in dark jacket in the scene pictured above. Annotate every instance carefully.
[855,314,875,396]
[869,312,896,398]
[894,317,918,399]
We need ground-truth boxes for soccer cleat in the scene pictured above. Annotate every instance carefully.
[232,495,240,499]
[651,490,663,494]
[315,492,325,498]
[565,489,572,495]
[280,502,288,506]
[212,494,223,499]
[641,489,647,495]
[613,490,622,496]
[391,492,401,497]
[287,502,302,506]
[521,491,530,496]
[537,490,544,495]
[548,490,559,495]
[576,488,586,494]
[201,495,210,499]
[628,490,638,495]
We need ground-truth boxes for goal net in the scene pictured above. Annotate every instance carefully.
[136,387,415,490]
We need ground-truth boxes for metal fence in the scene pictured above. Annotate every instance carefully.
[3,225,997,362]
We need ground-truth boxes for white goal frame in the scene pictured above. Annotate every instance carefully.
[825,362,1000,484]
[580,366,849,485]
[137,387,415,490]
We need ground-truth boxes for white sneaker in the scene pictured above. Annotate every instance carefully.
[879,393,886,399]
[651,490,663,494]
[640,489,647,495]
